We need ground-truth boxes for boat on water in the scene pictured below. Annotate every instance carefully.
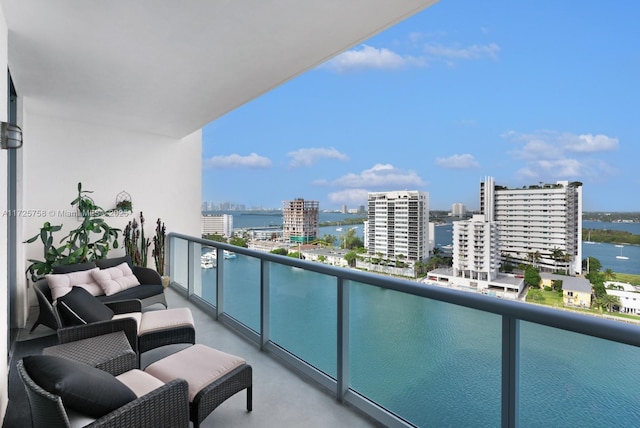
[616,246,629,260]
[336,227,343,232]
[223,250,237,259]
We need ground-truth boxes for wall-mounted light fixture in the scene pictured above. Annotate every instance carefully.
[0,122,22,149]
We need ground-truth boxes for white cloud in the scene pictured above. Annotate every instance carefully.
[424,42,500,61]
[565,133,619,153]
[505,130,619,181]
[288,147,349,168]
[332,163,426,188]
[203,153,271,169]
[322,44,425,73]
[436,154,480,169]
[328,189,370,206]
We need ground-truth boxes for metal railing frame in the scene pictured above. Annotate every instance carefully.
[168,232,640,428]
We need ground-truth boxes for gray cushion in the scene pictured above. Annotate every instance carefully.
[52,261,97,274]
[95,255,133,270]
[23,355,136,418]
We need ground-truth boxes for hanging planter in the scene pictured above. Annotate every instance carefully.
[115,191,133,213]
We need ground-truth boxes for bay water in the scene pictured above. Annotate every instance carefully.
[198,212,640,426]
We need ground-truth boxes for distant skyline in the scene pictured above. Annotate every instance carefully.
[202,0,639,212]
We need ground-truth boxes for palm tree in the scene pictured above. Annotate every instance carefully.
[596,294,621,313]
[603,268,616,281]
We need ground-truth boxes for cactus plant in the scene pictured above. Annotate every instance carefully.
[124,212,150,267]
[153,218,166,276]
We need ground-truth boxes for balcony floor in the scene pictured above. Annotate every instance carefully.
[19,287,381,428]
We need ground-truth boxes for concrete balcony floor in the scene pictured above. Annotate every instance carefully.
[20,287,380,428]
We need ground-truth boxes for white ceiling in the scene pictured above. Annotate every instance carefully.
[2,0,439,138]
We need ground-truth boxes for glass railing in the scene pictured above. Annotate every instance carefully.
[168,233,640,428]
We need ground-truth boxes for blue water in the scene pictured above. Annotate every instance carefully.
[198,255,640,427]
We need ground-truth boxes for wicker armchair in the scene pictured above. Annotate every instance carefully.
[17,359,189,428]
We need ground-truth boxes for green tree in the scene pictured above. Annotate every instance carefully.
[603,268,616,281]
[344,251,357,267]
[203,233,226,242]
[524,266,541,288]
[270,248,288,256]
[229,236,248,248]
[583,257,601,274]
[595,294,621,312]
[341,228,364,250]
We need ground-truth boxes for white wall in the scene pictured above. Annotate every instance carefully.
[0,7,9,422]
[20,112,202,321]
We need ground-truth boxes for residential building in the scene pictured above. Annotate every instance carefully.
[605,282,640,315]
[451,202,466,217]
[480,176,583,274]
[201,214,233,238]
[452,214,501,283]
[282,198,319,243]
[539,273,592,308]
[366,190,429,261]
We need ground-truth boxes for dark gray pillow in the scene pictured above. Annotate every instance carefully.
[57,286,114,325]
[52,261,97,274]
[23,355,136,418]
[95,255,133,269]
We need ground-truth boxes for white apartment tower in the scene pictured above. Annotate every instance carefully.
[451,203,466,217]
[366,190,429,261]
[201,214,233,237]
[452,214,501,282]
[480,177,583,274]
[282,198,319,243]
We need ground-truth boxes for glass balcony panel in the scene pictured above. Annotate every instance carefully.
[349,282,501,427]
[221,253,261,332]
[170,237,189,287]
[199,246,217,306]
[269,262,337,377]
[519,322,640,427]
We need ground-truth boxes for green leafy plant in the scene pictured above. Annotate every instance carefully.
[25,182,120,281]
[115,199,133,212]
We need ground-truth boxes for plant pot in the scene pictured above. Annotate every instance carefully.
[161,275,170,289]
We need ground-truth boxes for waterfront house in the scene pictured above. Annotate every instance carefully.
[539,273,592,308]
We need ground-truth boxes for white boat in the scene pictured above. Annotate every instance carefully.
[616,246,629,260]
[223,250,237,259]
[335,227,343,232]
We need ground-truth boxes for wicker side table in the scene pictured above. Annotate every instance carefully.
[43,330,137,375]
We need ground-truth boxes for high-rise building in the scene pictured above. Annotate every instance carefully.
[452,214,501,282]
[201,214,233,237]
[282,198,319,243]
[480,176,583,274]
[366,190,429,261]
[451,203,466,217]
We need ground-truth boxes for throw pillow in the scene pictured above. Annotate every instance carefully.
[92,262,140,296]
[57,286,114,325]
[46,268,103,301]
[22,355,137,418]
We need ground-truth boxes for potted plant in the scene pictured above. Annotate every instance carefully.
[25,182,120,281]
[123,212,150,267]
[153,218,169,288]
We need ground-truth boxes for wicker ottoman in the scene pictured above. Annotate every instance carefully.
[144,344,252,427]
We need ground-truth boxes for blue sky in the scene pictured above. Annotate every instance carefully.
[202,0,639,212]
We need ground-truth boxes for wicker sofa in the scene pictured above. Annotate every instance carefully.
[30,255,167,332]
